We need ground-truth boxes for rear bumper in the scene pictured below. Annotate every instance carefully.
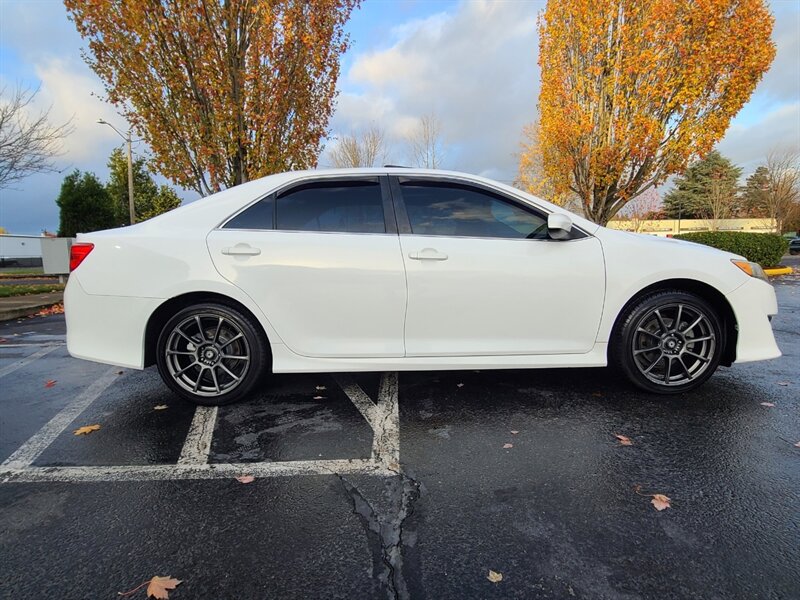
[65,277,160,369]
[726,278,781,364]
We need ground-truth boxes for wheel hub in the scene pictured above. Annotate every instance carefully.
[661,334,685,355]
[198,344,221,366]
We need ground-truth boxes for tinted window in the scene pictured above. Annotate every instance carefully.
[224,196,274,230]
[276,180,385,233]
[401,182,548,239]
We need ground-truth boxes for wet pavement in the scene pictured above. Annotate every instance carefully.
[0,273,798,599]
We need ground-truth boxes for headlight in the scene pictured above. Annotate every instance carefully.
[731,259,769,283]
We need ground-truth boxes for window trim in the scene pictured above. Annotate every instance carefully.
[388,175,588,241]
[220,176,397,235]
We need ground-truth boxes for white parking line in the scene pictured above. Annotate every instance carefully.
[0,367,120,470]
[177,406,218,465]
[0,459,391,483]
[0,345,60,379]
[0,371,402,483]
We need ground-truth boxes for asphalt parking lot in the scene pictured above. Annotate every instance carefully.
[1,271,798,599]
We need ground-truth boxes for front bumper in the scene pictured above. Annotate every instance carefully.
[725,278,781,364]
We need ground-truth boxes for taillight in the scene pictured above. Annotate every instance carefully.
[70,243,95,271]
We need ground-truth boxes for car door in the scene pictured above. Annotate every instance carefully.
[391,177,606,356]
[207,176,407,358]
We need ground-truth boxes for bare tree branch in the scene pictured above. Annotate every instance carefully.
[407,113,444,169]
[328,124,386,168]
[0,85,74,189]
[765,147,800,233]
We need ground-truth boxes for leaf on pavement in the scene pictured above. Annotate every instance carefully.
[145,576,182,599]
[153,405,168,411]
[651,494,671,511]
[510,430,519,435]
[456,383,464,388]
[73,424,101,436]
[592,392,603,397]
[117,370,124,375]
[487,570,503,583]
[45,380,56,388]
[236,475,255,484]
[615,434,633,446]
[760,402,775,407]
[502,443,513,449]
[315,385,326,391]
[0,338,7,343]
[776,381,790,386]
[313,396,325,400]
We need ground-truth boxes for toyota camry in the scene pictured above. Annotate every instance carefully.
[65,168,781,405]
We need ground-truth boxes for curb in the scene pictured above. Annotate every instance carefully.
[0,302,60,322]
[764,266,793,277]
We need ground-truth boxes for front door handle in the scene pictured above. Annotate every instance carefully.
[222,243,261,256]
[409,248,448,261]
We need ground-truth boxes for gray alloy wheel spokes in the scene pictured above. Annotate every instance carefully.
[165,313,251,397]
[632,302,716,387]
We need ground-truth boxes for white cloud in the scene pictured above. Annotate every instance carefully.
[718,102,800,173]
[324,0,543,181]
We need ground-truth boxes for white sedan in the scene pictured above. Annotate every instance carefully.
[65,168,781,405]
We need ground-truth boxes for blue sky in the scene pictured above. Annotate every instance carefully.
[1,0,798,235]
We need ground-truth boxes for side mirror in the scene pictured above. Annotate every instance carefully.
[547,213,573,240]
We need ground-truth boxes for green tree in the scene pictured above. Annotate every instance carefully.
[663,151,742,220]
[740,166,770,218]
[106,148,181,225]
[56,170,116,237]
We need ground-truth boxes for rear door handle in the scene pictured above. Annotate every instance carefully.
[408,248,448,261]
[222,243,261,256]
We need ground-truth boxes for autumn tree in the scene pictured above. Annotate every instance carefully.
[329,125,386,168]
[56,170,116,237]
[106,148,181,225]
[663,150,741,220]
[515,121,575,206]
[763,148,800,233]
[537,0,775,224]
[407,114,444,169]
[65,0,361,196]
[0,86,74,189]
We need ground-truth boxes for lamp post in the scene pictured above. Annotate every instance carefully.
[97,119,135,225]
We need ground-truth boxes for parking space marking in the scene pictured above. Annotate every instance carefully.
[0,459,391,483]
[0,372,401,483]
[0,367,120,470]
[177,406,218,465]
[0,345,60,379]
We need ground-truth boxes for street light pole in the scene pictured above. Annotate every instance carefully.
[97,119,136,225]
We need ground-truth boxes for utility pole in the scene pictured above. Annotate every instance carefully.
[97,119,136,225]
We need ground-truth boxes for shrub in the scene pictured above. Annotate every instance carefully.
[674,231,788,267]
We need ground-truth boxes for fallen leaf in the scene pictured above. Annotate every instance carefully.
[313,395,325,400]
[794,441,800,448]
[117,370,124,375]
[510,430,519,435]
[146,576,182,599]
[487,570,503,583]
[760,402,775,407]
[0,338,7,343]
[45,380,56,388]
[153,405,168,411]
[73,424,101,436]
[456,383,464,388]
[651,494,671,511]
[776,381,790,386]
[388,461,401,472]
[615,434,633,446]
[502,443,513,449]
[592,392,603,397]
[236,475,255,484]
[315,385,326,391]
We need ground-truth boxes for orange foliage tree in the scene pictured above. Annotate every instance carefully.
[65,0,360,196]
[537,0,775,224]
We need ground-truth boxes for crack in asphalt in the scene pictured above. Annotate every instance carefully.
[337,468,422,600]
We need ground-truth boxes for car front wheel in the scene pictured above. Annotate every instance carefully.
[156,303,268,405]
[613,290,724,394]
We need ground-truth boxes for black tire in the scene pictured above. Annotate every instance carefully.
[612,290,724,394]
[156,302,269,405]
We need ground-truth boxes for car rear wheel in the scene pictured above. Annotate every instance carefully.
[156,303,268,405]
[613,290,724,394]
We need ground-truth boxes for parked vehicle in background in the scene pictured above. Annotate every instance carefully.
[65,168,781,405]
[789,237,800,255]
